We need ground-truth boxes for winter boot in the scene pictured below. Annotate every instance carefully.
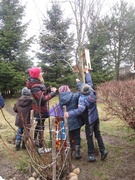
[87,154,96,162]
[100,149,108,160]
[16,140,21,151]
[22,140,26,149]
[70,147,75,159]
[75,145,82,159]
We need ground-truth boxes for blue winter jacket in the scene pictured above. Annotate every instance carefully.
[59,91,82,131]
[68,72,99,125]
[0,94,4,108]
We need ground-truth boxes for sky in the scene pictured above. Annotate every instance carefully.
[20,0,135,65]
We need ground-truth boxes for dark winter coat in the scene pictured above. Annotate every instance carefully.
[59,91,82,131]
[68,72,99,125]
[13,96,32,128]
[26,77,56,119]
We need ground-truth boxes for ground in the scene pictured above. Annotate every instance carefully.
[0,103,135,180]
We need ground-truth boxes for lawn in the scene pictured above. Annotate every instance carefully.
[0,96,135,180]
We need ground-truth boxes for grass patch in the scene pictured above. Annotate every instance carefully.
[1,97,135,179]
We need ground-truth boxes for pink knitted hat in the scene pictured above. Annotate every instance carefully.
[58,85,71,93]
[29,67,43,78]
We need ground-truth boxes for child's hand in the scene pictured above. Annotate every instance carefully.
[51,87,57,92]
[76,79,80,82]
[64,112,69,118]
[85,65,93,72]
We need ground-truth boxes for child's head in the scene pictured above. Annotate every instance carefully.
[80,84,91,95]
[58,85,71,93]
[29,67,44,83]
[21,87,31,96]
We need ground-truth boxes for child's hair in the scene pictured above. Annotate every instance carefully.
[58,85,71,93]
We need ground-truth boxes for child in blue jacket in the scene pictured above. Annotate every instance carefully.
[64,66,108,162]
[50,85,83,159]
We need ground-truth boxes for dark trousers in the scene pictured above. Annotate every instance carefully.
[85,118,105,156]
[69,128,81,149]
[34,119,45,148]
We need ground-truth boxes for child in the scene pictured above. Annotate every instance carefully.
[49,85,83,159]
[26,67,57,154]
[58,85,83,159]
[13,87,32,151]
[64,66,108,162]
[0,94,4,109]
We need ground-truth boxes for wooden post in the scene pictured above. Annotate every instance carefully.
[52,117,56,180]
[29,110,37,140]
[63,106,72,172]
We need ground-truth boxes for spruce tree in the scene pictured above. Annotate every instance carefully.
[0,0,33,71]
[0,0,33,95]
[37,3,75,88]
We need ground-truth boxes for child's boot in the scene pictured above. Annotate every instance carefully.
[100,149,108,160]
[16,140,21,151]
[22,140,26,149]
[75,145,82,159]
[88,154,96,162]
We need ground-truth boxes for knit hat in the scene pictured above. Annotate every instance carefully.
[29,67,42,78]
[58,85,71,93]
[80,83,91,95]
[21,87,31,96]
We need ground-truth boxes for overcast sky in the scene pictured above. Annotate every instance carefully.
[20,0,135,65]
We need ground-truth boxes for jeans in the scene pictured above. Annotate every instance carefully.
[16,127,23,141]
[85,118,105,155]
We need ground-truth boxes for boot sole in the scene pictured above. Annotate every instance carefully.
[88,159,96,162]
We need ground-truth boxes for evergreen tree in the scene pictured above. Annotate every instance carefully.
[87,21,114,86]
[0,0,33,95]
[99,1,135,80]
[37,3,75,88]
[0,61,26,96]
[0,0,33,71]
[86,1,135,83]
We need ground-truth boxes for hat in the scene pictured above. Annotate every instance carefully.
[21,87,31,96]
[29,67,42,78]
[58,85,71,93]
[80,83,91,95]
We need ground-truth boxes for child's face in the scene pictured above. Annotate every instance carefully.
[38,74,44,83]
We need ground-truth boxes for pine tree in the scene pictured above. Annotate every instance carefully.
[0,0,33,95]
[0,0,33,71]
[87,21,114,86]
[37,3,75,88]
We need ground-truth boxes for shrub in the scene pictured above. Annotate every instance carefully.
[98,80,135,129]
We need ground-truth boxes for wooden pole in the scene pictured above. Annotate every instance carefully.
[30,110,35,140]
[63,106,72,172]
[52,117,56,180]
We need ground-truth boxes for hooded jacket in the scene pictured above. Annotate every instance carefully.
[26,77,56,118]
[59,91,82,131]
[0,94,4,108]
[68,72,99,125]
[13,96,32,128]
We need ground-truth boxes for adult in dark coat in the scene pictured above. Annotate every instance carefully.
[13,87,32,151]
